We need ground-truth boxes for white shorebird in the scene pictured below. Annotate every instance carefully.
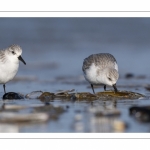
[82,53,119,94]
[0,44,26,93]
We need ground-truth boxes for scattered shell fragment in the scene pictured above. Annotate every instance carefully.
[2,105,27,110]
[3,92,24,100]
[0,124,19,132]
[25,91,43,99]
[55,89,75,94]
[0,112,49,123]
[95,109,121,117]
[55,89,75,99]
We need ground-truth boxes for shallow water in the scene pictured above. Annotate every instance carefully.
[0,18,150,132]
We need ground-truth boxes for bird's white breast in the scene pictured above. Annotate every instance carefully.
[84,63,102,84]
[0,61,19,84]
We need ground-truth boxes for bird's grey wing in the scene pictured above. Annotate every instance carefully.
[82,54,95,73]
[82,53,118,73]
[0,51,6,63]
[94,53,118,69]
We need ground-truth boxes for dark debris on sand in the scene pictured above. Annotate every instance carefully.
[2,90,145,101]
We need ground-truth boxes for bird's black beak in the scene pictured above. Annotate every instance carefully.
[18,55,26,65]
[113,84,118,92]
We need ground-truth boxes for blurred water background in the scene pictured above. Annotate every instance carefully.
[0,18,150,132]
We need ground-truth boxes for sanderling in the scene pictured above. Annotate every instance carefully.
[0,44,26,93]
[82,53,119,94]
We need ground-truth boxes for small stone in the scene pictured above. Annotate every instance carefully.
[129,106,150,122]
[125,73,134,78]
[3,92,24,100]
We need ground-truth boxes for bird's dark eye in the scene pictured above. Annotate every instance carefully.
[108,77,111,81]
[12,51,15,55]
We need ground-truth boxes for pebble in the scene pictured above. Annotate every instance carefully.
[125,73,134,78]
[3,92,24,100]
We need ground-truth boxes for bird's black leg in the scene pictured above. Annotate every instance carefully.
[104,85,106,91]
[91,84,95,94]
[3,84,6,94]
[113,84,118,92]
